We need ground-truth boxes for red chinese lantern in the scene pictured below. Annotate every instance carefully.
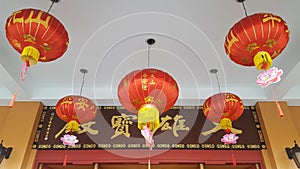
[55,95,97,132]
[5,8,69,107]
[118,68,179,130]
[5,8,69,66]
[202,93,244,134]
[225,13,289,70]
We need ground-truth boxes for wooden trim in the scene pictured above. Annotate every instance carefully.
[34,149,265,169]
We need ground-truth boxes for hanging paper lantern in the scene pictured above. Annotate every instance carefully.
[6,8,69,108]
[55,95,97,132]
[118,68,179,130]
[5,8,69,66]
[202,93,244,135]
[225,13,289,70]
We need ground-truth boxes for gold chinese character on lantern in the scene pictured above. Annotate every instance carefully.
[262,13,281,27]
[75,98,89,111]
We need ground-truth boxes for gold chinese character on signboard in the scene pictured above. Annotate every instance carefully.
[111,113,137,139]
[55,121,99,138]
[152,114,189,137]
[173,115,190,137]
[160,115,173,131]
[77,121,99,135]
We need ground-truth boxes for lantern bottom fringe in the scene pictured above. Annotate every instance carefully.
[275,101,284,117]
[9,94,16,108]
[271,86,284,117]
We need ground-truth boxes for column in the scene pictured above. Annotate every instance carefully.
[0,102,43,169]
[256,102,300,169]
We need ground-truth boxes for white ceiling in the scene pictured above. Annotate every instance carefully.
[1,0,300,106]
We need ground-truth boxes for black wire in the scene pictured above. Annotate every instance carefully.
[47,1,55,13]
[241,1,248,16]
[147,45,152,68]
[214,72,221,93]
[79,72,86,96]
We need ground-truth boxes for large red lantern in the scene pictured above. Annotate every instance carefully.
[118,68,179,130]
[56,95,97,132]
[225,13,289,70]
[5,8,69,66]
[6,8,69,107]
[202,93,244,134]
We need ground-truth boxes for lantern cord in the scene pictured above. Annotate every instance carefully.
[10,62,29,108]
[79,70,87,96]
[63,154,68,166]
[232,152,237,166]
[241,1,248,17]
[211,70,221,93]
[215,73,221,93]
[148,148,151,169]
[147,44,152,68]
[47,1,55,13]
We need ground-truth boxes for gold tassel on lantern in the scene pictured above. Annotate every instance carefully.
[138,104,160,131]
[20,46,40,66]
[220,118,232,131]
[253,51,272,70]
[66,120,80,132]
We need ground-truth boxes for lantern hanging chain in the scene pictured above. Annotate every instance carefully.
[214,72,221,93]
[47,0,55,13]
[241,1,248,16]
[79,71,87,96]
[147,44,152,68]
